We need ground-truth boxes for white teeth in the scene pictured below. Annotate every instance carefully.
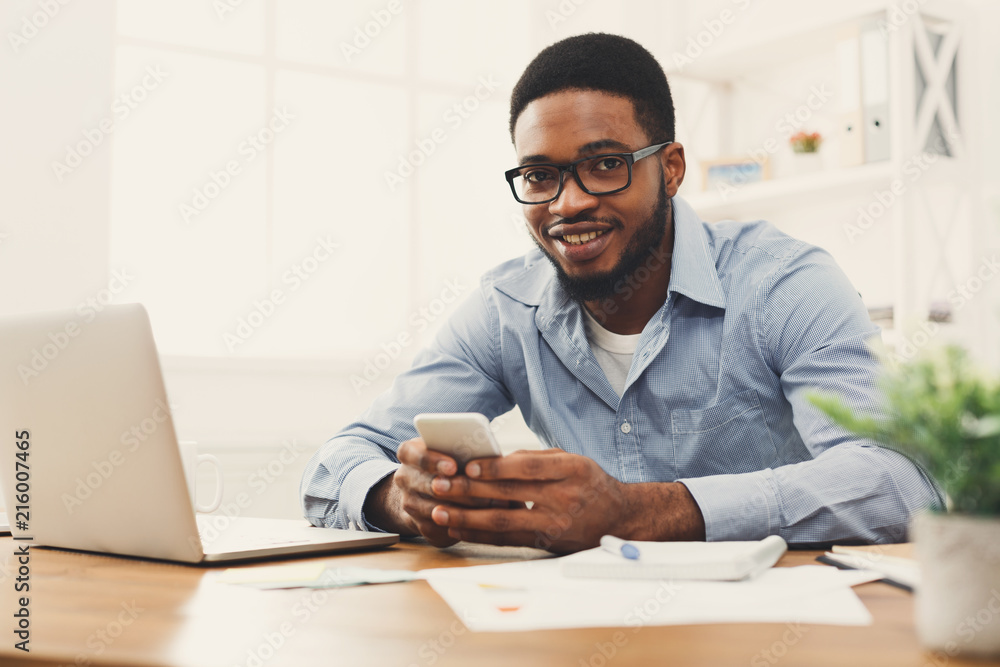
[563,230,605,245]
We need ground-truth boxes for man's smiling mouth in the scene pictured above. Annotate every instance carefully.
[560,230,607,246]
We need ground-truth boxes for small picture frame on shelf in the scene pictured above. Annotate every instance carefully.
[700,156,770,192]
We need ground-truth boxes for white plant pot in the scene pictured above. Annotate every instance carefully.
[912,512,1000,658]
[791,151,823,175]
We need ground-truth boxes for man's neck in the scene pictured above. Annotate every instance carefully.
[583,222,674,336]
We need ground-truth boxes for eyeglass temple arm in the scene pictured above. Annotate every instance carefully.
[632,141,672,161]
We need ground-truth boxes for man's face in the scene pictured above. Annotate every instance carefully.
[512,89,674,302]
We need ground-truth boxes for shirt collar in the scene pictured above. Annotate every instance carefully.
[493,195,726,310]
[667,196,727,309]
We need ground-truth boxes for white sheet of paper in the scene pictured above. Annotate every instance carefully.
[218,564,419,589]
[419,561,881,632]
[825,550,921,589]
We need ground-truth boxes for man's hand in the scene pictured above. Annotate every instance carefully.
[429,449,707,552]
[427,449,628,552]
[366,444,707,553]
[363,438,511,547]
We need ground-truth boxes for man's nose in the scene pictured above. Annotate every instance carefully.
[547,172,600,219]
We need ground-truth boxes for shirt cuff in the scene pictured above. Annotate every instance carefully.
[340,459,400,533]
[679,471,781,541]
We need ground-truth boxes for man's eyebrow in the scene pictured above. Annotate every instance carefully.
[518,139,633,166]
[576,139,631,155]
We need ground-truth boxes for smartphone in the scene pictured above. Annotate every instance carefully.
[413,412,503,468]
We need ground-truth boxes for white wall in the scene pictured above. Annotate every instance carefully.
[0,0,115,314]
[4,0,999,520]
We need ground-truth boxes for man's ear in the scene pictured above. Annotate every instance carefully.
[660,142,686,198]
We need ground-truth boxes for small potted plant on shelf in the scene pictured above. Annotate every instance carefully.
[789,130,823,173]
[809,346,1000,658]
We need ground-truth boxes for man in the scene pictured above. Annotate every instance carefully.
[301,33,941,552]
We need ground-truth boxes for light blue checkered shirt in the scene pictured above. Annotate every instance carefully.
[302,197,942,544]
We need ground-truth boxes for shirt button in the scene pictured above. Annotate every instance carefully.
[620,422,631,434]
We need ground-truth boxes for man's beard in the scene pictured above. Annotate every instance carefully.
[531,178,671,303]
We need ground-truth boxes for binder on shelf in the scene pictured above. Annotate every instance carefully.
[860,20,890,162]
[836,23,865,168]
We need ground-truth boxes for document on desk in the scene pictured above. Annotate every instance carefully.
[419,560,881,632]
[217,563,419,589]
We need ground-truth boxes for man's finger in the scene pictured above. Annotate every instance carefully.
[431,475,547,503]
[415,520,460,548]
[397,438,458,476]
[395,462,436,498]
[398,470,492,509]
[402,495,461,547]
[401,490,439,521]
[465,450,579,481]
[430,505,539,533]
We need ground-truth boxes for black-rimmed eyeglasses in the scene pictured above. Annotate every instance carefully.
[504,141,671,205]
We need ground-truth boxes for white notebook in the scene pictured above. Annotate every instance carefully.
[560,535,787,581]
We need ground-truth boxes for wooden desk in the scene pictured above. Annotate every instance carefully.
[0,538,995,667]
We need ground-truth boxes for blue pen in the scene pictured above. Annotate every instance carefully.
[600,535,640,560]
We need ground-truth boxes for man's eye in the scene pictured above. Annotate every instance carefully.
[523,169,553,183]
[594,157,625,171]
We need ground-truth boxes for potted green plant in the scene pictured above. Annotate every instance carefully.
[809,346,1000,658]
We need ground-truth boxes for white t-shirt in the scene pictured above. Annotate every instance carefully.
[582,307,642,397]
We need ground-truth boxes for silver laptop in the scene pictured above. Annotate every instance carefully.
[0,303,397,563]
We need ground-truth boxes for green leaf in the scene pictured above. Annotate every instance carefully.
[808,345,1000,516]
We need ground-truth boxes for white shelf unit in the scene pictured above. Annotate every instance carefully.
[669,0,982,359]
[683,161,895,221]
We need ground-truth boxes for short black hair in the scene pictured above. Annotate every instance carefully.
[509,33,675,145]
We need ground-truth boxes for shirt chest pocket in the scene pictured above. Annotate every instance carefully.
[670,389,777,477]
